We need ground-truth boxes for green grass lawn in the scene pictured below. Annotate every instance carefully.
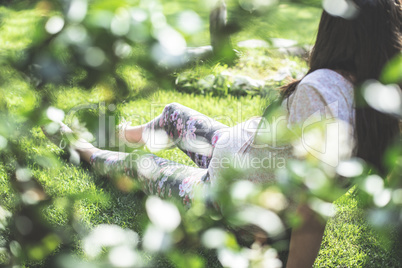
[0,2,400,267]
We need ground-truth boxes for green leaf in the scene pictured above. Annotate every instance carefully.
[381,53,402,84]
[168,251,204,268]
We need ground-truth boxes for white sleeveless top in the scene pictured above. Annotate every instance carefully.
[208,69,356,184]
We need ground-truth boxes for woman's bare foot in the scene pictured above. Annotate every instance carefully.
[42,122,100,163]
[41,122,74,149]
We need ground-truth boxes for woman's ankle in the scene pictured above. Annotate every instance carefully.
[67,137,99,163]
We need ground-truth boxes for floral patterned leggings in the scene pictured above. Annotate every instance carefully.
[89,103,228,207]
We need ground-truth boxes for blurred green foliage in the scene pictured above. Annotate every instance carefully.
[0,0,401,267]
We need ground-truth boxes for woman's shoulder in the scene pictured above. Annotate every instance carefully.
[293,68,355,106]
[287,68,356,126]
[299,68,354,91]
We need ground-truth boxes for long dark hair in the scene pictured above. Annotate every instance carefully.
[281,0,402,175]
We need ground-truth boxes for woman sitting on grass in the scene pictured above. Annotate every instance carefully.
[44,0,402,267]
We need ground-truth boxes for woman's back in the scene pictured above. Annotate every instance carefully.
[208,69,356,184]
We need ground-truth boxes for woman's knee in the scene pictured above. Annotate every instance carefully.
[163,102,181,113]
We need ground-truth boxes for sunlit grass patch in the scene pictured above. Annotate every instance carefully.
[0,8,42,54]
[315,190,400,267]
[232,3,321,46]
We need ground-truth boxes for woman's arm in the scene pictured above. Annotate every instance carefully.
[286,204,326,268]
[283,72,353,267]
